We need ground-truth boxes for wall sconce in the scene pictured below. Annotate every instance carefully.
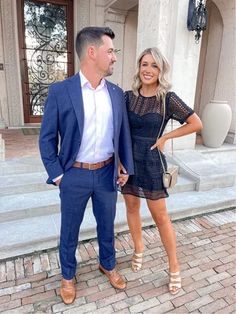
[187,0,208,43]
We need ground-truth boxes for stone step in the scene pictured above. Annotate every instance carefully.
[171,150,236,191]
[170,174,196,193]
[0,168,196,197]
[197,143,236,164]
[0,189,59,223]
[0,172,56,196]
[0,157,44,175]
[0,174,196,223]
[0,185,235,260]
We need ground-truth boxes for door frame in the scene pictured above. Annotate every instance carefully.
[17,0,74,123]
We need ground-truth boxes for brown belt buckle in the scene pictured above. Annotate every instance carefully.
[89,163,96,170]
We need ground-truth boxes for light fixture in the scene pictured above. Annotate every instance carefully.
[187,0,208,43]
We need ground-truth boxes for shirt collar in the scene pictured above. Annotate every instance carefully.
[79,70,106,90]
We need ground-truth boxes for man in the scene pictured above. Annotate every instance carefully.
[39,27,134,304]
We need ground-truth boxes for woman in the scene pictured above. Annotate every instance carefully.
[121,47,202,295]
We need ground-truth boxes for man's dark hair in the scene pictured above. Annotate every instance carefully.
[75,26,115,60]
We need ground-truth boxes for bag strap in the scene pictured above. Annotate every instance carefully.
[157,93,175,173]
[171,118,174,156]
[157,95,167,173]
[156,94,166,140]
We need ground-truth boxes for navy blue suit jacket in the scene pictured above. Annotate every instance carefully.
[39,73,134,190]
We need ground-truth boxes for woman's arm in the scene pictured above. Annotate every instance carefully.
[151,113,203,151]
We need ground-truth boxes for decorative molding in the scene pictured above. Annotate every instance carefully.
[105,0,117,10]
[105,8,127,24]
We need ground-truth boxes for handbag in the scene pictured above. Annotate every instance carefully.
[157,94,179,189]
[162,165,179,188]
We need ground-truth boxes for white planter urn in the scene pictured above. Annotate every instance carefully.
[201,100,232,148]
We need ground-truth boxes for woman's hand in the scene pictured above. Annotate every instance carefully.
[150,136,167,152]
[117,162,129,186]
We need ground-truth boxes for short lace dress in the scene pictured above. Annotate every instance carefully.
[121,91,194,200]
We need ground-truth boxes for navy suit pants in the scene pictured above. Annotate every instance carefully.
[59,162,117,280]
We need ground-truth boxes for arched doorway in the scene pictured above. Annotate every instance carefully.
[17,0,74,124]
[194,0,223,118]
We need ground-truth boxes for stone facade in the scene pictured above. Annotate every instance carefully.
[0,0,23,127]
[0,0,235,148]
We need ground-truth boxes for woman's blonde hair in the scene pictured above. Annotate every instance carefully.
[132,47,171,99]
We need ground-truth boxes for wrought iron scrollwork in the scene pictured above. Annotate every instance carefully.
[24,0,68,115]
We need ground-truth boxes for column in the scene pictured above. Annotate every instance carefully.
[136,0,178,64]
[0,0,8,127]
[1,0,23,127]
[137,0,201,149]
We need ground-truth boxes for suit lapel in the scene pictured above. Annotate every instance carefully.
[106,81,119,138]
[66,73,84,136]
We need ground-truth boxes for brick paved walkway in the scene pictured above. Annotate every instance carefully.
[0,209,235,313]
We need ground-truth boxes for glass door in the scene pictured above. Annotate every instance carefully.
[18,0,74,123]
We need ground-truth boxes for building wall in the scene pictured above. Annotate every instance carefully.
[121,6,138,91]
[0,2,8,127]
[73,0,91,72]
[0,0,23,127]
[105,8,126,86]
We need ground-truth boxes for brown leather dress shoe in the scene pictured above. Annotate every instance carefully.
[60,278,76,304]
[99,265,126,289]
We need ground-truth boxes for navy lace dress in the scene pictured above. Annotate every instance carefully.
[121,91,194,200]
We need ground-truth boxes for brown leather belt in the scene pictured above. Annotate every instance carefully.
[73,156,113,170]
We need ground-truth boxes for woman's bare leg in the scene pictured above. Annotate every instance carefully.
[146,198,179,273]
[123,194,144,253]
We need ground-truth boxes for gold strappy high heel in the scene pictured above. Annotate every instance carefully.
[169,271,182,295]
[131,252,143,272]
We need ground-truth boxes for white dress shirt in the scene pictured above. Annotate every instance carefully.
[76,71,114,162]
